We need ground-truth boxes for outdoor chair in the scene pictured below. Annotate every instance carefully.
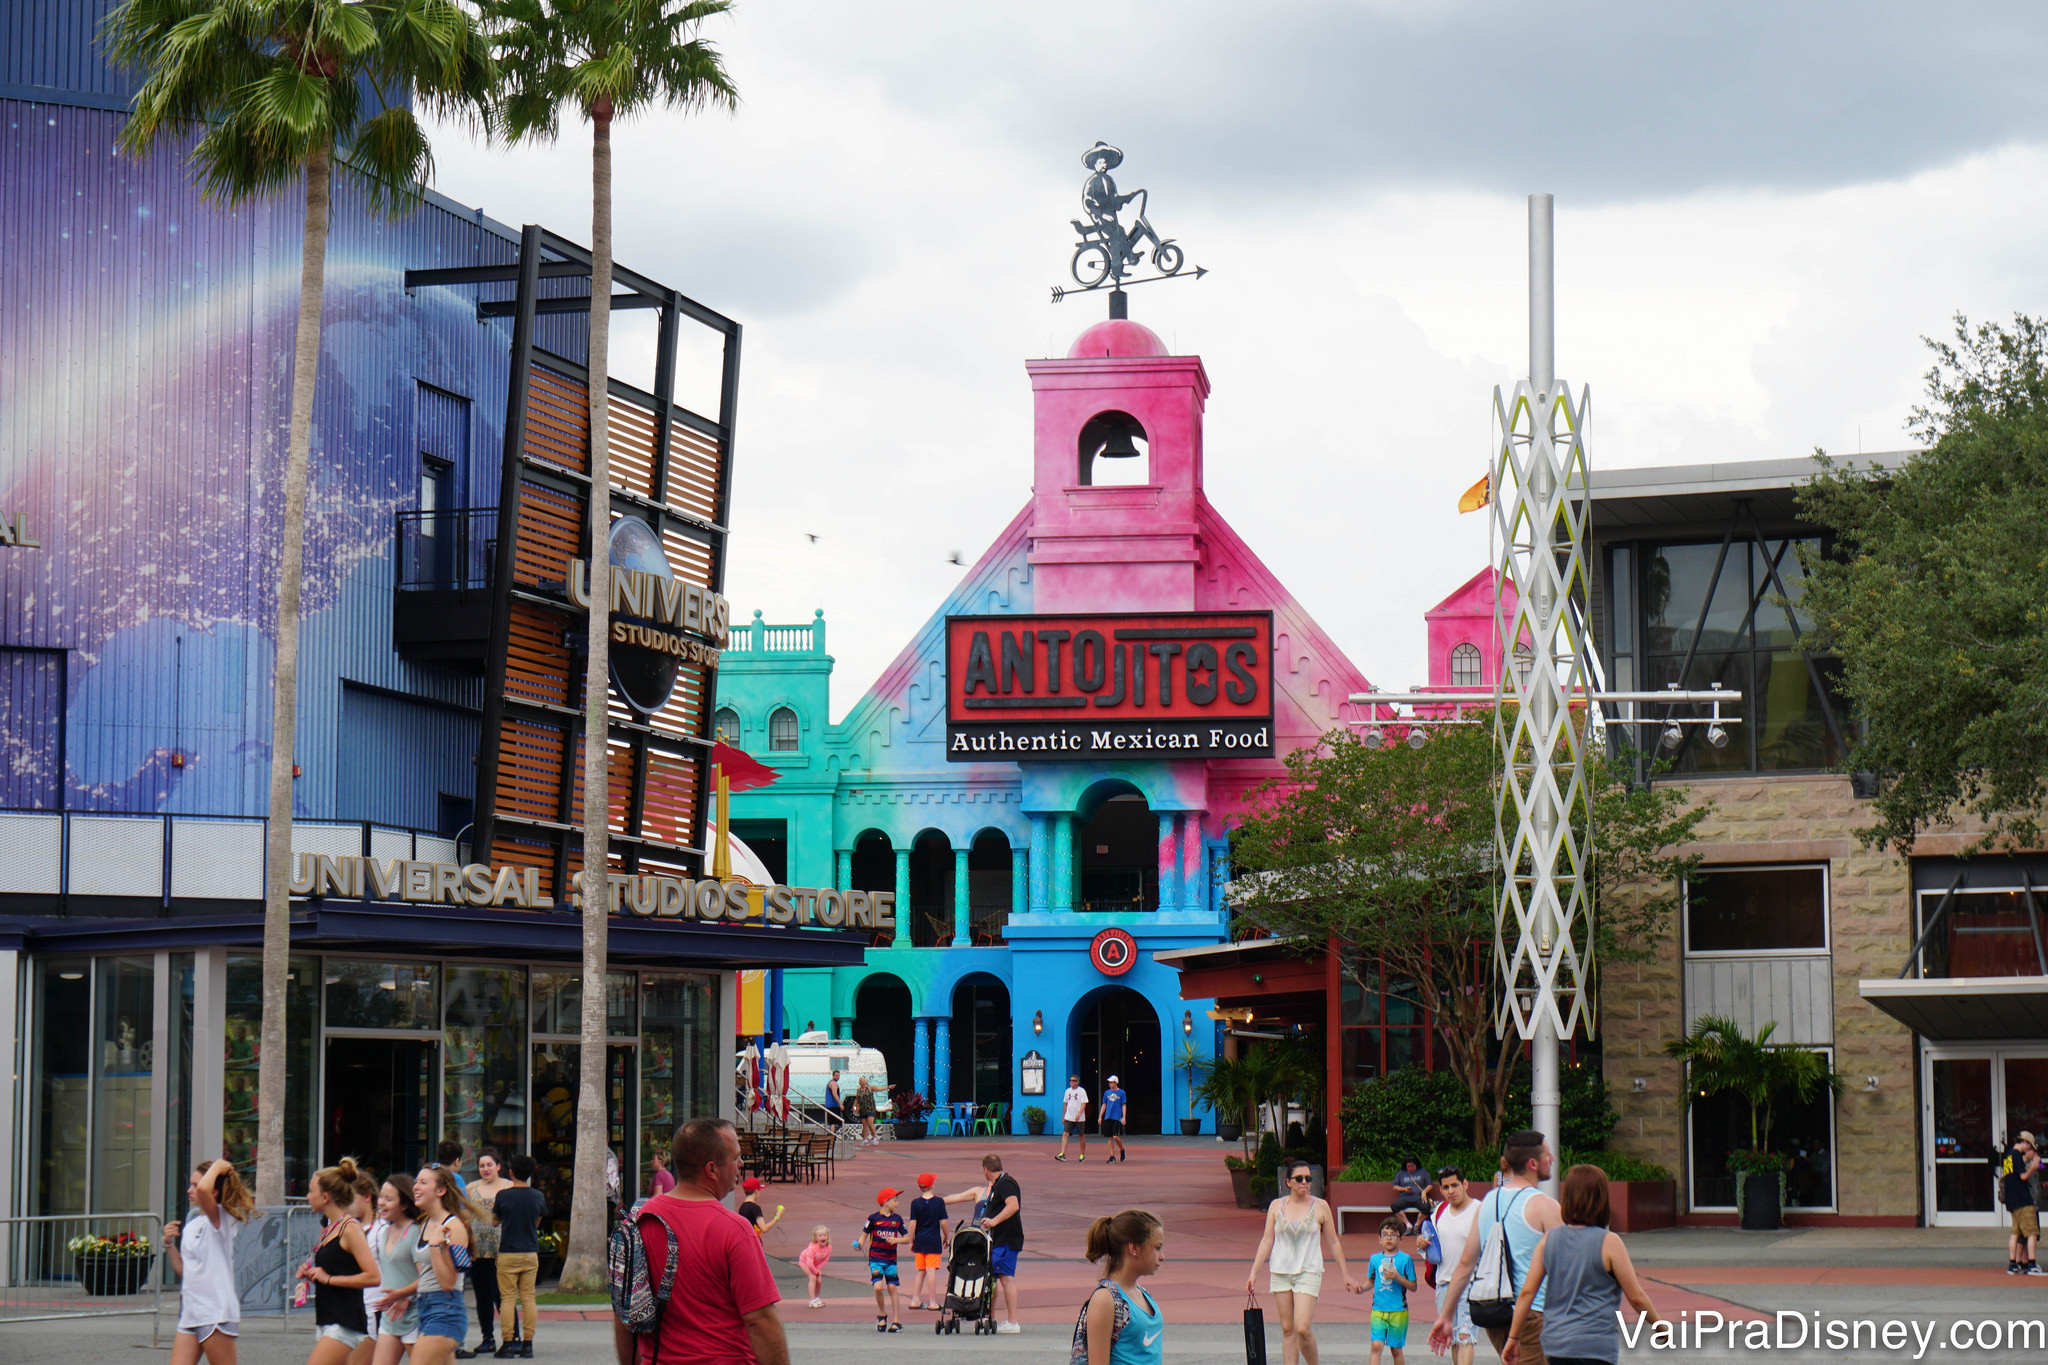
[973,1101,1007,1136]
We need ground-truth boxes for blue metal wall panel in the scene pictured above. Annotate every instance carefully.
[0,97,521,820]
[0,647,63,807]
[336,685,478,831]
[1,0,138,108]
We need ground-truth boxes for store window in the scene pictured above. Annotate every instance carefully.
[1615,536,1847,776]
[1339,954,1431,1082]
[1685,867,1828,954]
[226,955,318,1195]
[769,706,799,752]
[30,960,90,1219]
[1687,1048,1837,1210]
[532,970,637,1037]
[1449,643,1482,688]
[1917,889,2046,979]
[325,959,439,1030]
[93,956,155,1213]
[164,954,195,1225]
[640,972,720,1194]
[444,965,527,1163]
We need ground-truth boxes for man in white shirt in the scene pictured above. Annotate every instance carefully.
[1054,1075,1090,1162]
[1430,1130,1561,1365]
[1424,1165,1482,1365]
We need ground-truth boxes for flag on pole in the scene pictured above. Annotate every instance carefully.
[1458,473,1492,513]
[713,741,780,792]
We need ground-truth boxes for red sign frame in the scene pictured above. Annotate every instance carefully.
[1091,927,1138,976]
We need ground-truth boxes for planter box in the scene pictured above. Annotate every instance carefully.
[76,1253,154,1296]
[1025,1118,1046,1135]
[1180,1118,1202,1136]
[894,1120,928,1141]
[1228,1167,1259,1209]
[1608,1180,1676,1234]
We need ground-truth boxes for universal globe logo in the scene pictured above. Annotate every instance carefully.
[567,517,731,713]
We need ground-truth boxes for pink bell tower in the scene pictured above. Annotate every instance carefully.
[1024,317,1210,612]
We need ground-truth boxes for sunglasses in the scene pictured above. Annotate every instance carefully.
[1288,1175,1312,1183]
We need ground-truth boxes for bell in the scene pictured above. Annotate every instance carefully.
[1098,428,1141,460]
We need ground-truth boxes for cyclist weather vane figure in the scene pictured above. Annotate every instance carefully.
[1064,141,1191,312]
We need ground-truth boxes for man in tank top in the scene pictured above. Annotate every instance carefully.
[1429,1130,1560,1365]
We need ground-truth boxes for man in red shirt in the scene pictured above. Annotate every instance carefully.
[612,1118,787,1365]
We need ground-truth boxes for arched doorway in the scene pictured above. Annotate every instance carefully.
[967,830,1012,944]
[950,974,1012,1109]
[1074,988,1161,1134]
[909,830,953,947]
[854,973,914,1099]
[850,830,895,947]
[1077,784,1157,913]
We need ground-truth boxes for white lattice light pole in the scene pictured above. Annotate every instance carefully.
[1493,194,1591,1191]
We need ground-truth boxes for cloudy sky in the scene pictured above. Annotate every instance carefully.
[426,1,2048,714]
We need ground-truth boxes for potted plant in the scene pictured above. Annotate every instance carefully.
[891,1087,930,1141]
[68,1231,154,1296]
[1174,1038,1208,1136]
[1665,1015,1844,1230]
[1023,1105,1047,1136]
[1223,1154,1261,1208]
[537,1229,565,1283]
[1194,1053,1264,1160]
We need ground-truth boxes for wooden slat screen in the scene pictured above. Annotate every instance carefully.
[526,366,590,475]
[505,602,573,707]
[514,481,582,589]
[493,717,568,823]
[667,423,722,524]
[608,395,661,503]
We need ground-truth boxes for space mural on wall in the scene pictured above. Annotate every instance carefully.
[0,100,513,820]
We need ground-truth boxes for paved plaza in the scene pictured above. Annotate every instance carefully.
[12,1135,2048,1362]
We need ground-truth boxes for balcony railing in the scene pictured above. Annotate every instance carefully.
[0,812,468,907]
[395,507,498,594]
[723,609,827,655]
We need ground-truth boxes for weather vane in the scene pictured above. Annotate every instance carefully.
[1054,141,1206,312]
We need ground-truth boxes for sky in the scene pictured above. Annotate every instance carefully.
[424,1,2048,717]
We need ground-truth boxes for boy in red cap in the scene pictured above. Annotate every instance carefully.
[860,1188,909,1332]
[736,1177,783,1240]
[906,1174,951,1310]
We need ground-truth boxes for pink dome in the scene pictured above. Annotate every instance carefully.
[1066,318,1169,359]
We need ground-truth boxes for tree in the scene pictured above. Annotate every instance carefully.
[103,0,493,1206]
[1229,719,1708,1149]
[1663,1014,1844,1158]
[1797,313,2048,855]
[486,0,736,1290]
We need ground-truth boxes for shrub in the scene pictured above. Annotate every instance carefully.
[1022,1105,1047,1124]
[1338,1061,1619,1162]
[1339,1146,1670,1183]
[1254,1131,1283,1184]
[1287,1120,1306,1149]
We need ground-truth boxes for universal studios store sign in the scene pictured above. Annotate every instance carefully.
[292,851,893,930]
[568,516,732,714]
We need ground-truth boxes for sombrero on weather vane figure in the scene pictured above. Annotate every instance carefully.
[1055,141,1206,314]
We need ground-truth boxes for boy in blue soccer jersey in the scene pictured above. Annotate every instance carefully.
[1368,1217,1417,1365]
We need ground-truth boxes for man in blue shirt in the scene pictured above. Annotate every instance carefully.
[1099,1075,1129,1164]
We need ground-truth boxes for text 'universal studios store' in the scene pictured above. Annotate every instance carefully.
[0,42,860,1261]
[715,311,1375,1133]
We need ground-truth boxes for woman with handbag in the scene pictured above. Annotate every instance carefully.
[1502,1166,1659,1365]
[1245,1159,1364,1365]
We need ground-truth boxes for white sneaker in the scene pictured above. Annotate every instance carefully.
[995,1321,1021,1334]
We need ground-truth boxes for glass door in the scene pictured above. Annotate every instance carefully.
[1924,1048,2048,1226]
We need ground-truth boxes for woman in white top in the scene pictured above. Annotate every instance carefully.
[164,1158,255,1365]
[1246,1160,1362,1365]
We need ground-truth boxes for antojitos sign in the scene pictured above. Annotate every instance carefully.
[944,611,1274,760]
[568,517,732,714]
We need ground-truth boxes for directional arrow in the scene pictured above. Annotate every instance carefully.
[1052,265,1207,303]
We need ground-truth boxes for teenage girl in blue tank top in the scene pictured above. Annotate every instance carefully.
[1070,1209,1166,1365]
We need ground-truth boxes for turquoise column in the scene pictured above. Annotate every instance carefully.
[953,847,970,944]
[1157,812,1179,912]
[835,849,851,891]
[894,847,910,919]
[1009,847,1027,925]
[935,1018,952,1110]
[913,1017,931,1099]
[1052,814,1075,912]
[1028,815,1049,913]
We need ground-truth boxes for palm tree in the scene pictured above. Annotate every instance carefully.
[485,0,737,1291]
[102,0,494,1206]
[1664,1014,1844,1156]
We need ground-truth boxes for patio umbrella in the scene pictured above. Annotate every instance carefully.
[767,1042,791,1125]
[742,1041,763,1119]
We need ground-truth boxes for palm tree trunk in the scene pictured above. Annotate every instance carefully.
[254,142,332,1209]
[560,102,615,1294]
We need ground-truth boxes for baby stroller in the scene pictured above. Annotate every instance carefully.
[935,1223,996,1335]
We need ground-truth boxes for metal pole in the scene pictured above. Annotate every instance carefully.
[1527,193,1560,1195]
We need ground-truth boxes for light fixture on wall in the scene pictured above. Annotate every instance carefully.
[1864,1075,1880,1091]
[1183,1010,1194,1035]
[1631,1077,1647,1092]
[1032,1009,1043,1035]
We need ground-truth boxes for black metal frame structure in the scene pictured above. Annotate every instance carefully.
[406,225,741,894]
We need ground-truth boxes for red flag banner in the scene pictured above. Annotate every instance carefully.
[714,741,781,792]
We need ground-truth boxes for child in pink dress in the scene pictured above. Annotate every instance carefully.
[798,1225,833,1308]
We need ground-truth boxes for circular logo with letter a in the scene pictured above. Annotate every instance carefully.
[1090,927,1138,976]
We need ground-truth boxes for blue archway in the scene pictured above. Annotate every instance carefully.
[1066,983,1162,1135]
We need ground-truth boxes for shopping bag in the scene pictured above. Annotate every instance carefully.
[1243,1293,1268,1365]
